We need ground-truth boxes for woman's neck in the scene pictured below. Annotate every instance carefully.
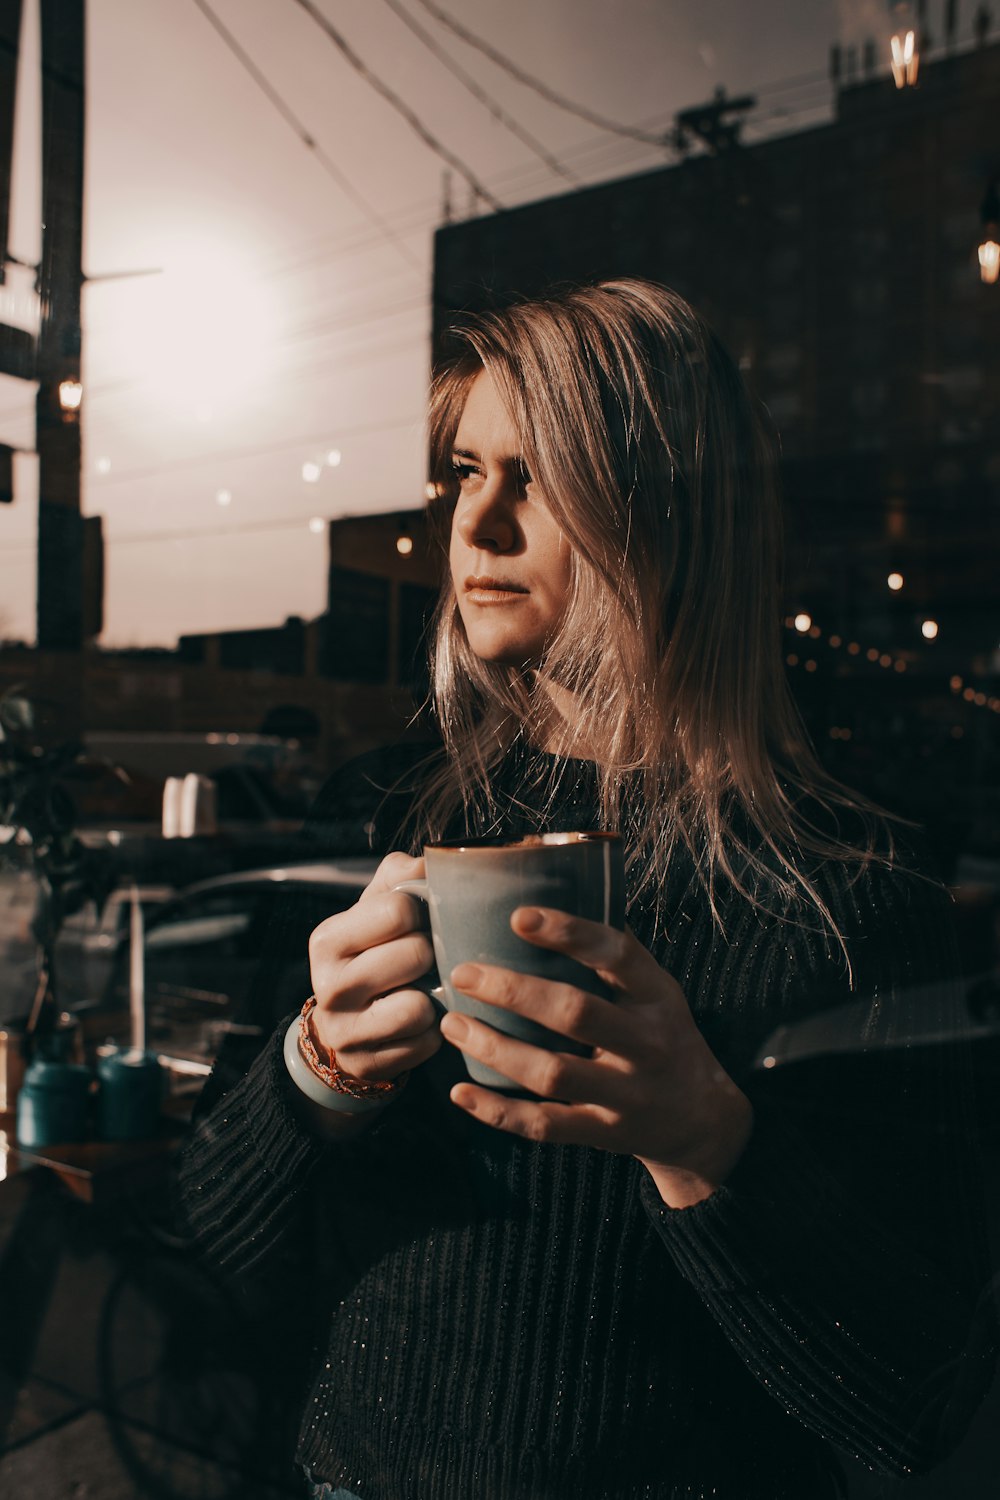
[532,675,600,761]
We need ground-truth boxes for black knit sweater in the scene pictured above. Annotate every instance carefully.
[175,746,996,1499]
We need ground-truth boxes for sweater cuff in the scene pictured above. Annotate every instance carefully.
[638,1099,838,1292]
[238,1019,334,1181]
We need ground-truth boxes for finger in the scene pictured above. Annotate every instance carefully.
[336,930,434,1004]
[439,1010,624,1108]
[448,962,634,1053]
[449,1082,613,1147]
[312,933,434,1016]
[339,1025,442,1081]
[335,988,439,1049]
[310,888,426,968]
[510,909,656,993]
[361,851,425,900]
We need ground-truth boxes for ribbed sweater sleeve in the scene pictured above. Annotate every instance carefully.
[640,861,996,1477]
[173,1021,334,1294]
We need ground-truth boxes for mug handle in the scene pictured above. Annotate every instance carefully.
[393,879,446,1015]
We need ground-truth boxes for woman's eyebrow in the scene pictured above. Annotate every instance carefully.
[451,445,481,461]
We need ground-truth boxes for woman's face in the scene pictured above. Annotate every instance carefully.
[449,368,574,668]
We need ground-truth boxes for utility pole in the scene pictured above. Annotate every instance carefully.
[35,0,94,652]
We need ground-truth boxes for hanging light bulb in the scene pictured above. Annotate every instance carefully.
[395,518,414,556]
[978,181,1000,285]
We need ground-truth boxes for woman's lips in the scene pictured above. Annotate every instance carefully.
[464,576,529,604]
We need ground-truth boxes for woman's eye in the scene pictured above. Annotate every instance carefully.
[450,459,481,483]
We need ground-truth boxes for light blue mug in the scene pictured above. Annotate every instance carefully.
[396,832,625,1093]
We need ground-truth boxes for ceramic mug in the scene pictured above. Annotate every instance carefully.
[395,832,625,1093]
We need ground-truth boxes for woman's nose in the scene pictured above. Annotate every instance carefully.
[455,482,516,553]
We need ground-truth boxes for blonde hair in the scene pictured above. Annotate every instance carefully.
[413,279,892,953]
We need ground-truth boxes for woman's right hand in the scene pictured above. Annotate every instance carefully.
[306,851,440,1086]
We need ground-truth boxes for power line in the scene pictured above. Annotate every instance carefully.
[408,0,673,150]
[379,0,578,189]
[0,504,429,554]
[91,415,422,489]
[189,0,423,273]
[290,0,504,213]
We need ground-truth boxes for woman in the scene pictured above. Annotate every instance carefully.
[177,280,995,1499]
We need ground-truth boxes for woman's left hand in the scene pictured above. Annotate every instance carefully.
[438,906,754,1208]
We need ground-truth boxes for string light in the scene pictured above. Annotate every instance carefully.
[781,617,1000,714]
[793,612,812,633]
[302,461,322,483]
[215,489,232,507]
[95,457,112,475]
[326,449,342,467]
[887,572,904,591]
[308,516,325,534]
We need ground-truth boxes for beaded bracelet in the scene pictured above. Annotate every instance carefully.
[282,997,408,1115]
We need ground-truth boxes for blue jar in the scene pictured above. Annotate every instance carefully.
[16,1059,93,1147]
[96,1048,165,1141]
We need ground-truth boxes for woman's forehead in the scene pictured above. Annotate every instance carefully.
[454,368,523,456]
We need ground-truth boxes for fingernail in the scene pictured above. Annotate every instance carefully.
[514,907,544,932]
[451,963,482,990]
[442,1013,468,1041]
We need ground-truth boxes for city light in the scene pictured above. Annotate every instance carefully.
[58,378,83,412]
[889,29,919,88]
[887,572,904,591]
[921,619,939,639]
[302,462,322,483]
[793,612,812,633]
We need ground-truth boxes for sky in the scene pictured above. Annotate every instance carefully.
[0,0,939,646]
